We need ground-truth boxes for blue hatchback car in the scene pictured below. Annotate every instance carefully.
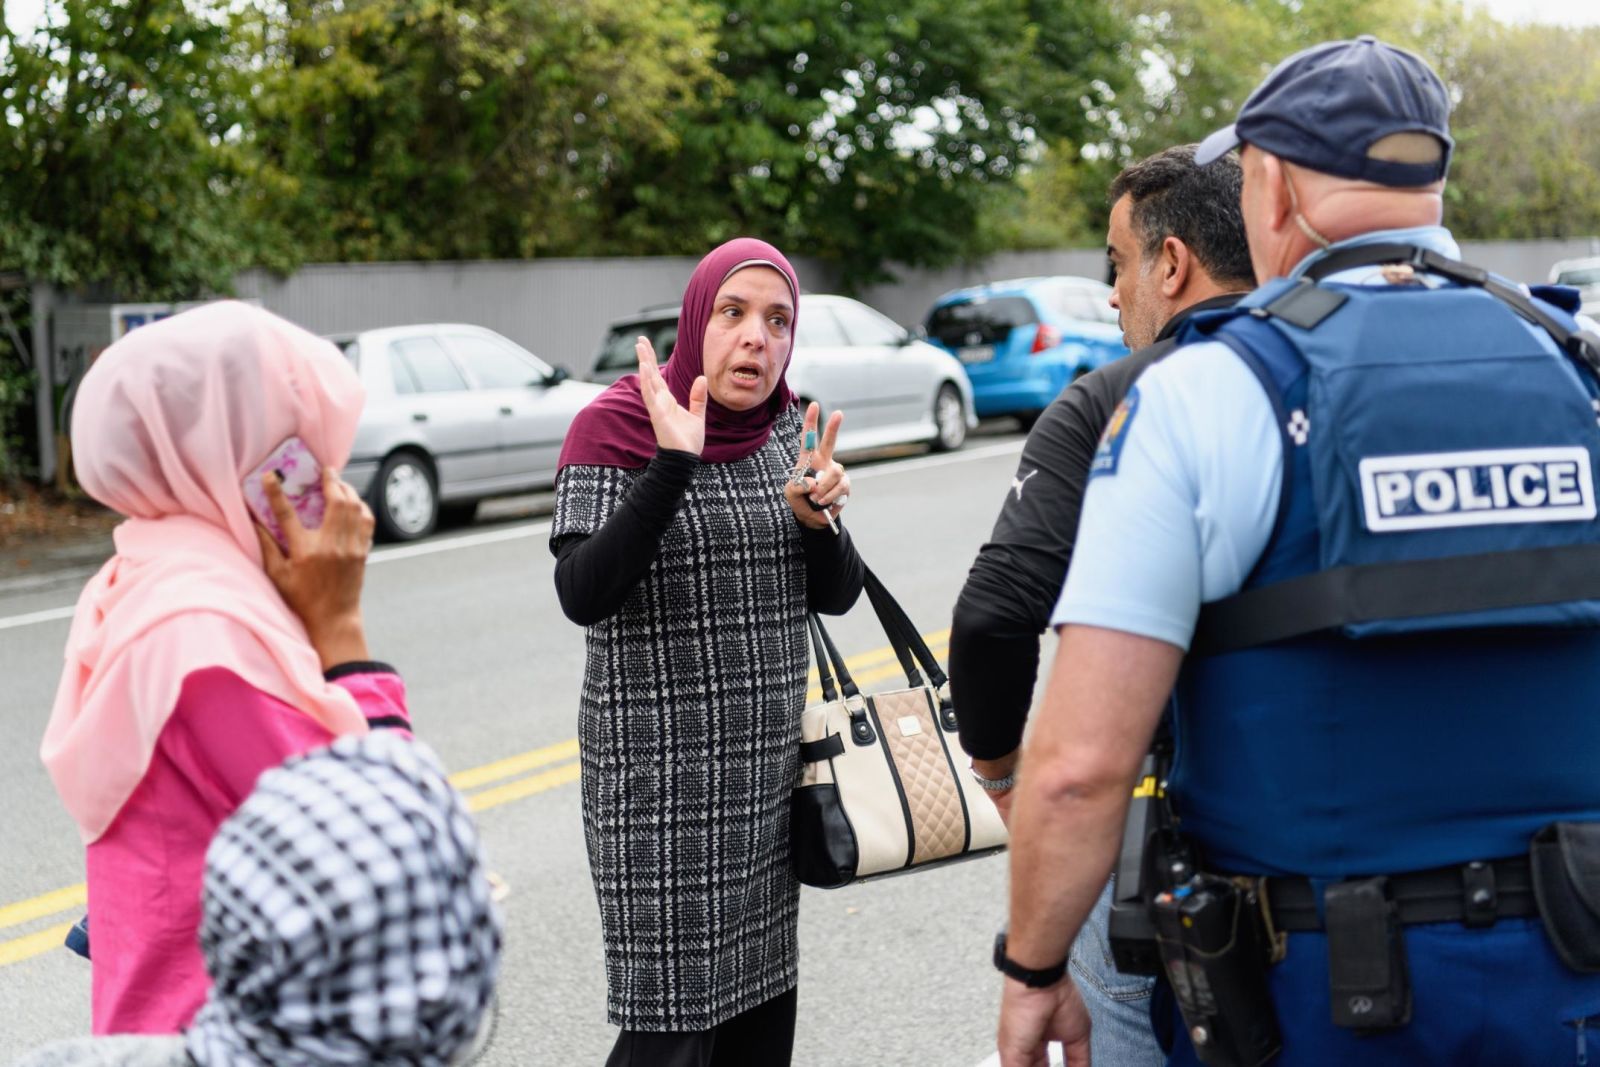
[923,276,1126,423]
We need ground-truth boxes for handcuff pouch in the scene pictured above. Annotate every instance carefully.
[1531,822,1600,973]
[1324,877,1411,1032]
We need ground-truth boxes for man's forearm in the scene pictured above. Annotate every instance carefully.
[1002,625,1183,968]
[1003,764,1134,968]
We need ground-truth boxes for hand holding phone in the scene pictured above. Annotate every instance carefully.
[251,457,377,671]
[243,437,326,553]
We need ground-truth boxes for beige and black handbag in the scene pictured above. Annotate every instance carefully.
[792,569,1007,888]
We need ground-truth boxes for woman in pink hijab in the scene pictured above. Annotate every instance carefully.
[40,301,410,1035]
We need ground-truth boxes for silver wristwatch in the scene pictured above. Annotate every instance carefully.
[971,767,1016,793]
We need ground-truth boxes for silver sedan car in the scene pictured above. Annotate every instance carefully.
[329,324,605,540]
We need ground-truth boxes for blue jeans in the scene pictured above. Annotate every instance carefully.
[1070,880,1164,1067]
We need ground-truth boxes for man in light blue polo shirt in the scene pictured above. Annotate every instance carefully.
[989,36,1600,1067]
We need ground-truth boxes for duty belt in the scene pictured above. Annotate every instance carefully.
[1260,856,1536,932]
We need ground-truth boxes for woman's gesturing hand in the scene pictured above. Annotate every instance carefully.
[637,337,707,456]
[785,401,851,530]
[254,467,374,670]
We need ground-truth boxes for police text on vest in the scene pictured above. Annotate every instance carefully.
[1359,447,1596,532]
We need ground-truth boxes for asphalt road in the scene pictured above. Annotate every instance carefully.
[0,430,1056,1066]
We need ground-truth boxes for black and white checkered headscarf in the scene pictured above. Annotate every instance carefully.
[185,732,503,1066]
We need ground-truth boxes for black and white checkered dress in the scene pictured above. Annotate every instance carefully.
[553,406,809,1031]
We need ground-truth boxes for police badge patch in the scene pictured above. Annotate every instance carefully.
[1091,386,1140,478]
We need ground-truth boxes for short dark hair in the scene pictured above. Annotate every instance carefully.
[1108,145,1253,289]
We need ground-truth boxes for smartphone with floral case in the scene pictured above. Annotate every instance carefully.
[242,436,325,552]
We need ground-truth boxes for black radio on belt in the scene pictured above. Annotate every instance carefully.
[1151,874,1282,1067]
[1110,732,1187,975]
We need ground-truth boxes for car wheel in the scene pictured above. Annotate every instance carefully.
[931,382,967,452]
[374,451,438,542]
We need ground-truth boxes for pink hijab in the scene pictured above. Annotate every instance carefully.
[558,237,800,469]
[41,301,371,843]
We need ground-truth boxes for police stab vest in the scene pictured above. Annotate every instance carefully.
[1165,245,1600,877]
[1183,245,1600,652]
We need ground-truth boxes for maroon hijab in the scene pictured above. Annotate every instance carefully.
[558,238,801,470]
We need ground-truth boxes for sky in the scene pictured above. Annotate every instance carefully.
[1475,0,1600,25]
[6,0,1600,42]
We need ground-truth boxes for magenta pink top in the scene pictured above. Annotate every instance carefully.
[85,666,410,1035]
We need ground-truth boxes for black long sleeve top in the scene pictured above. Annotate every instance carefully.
[553,449,864,626]
[949,295,1244,759]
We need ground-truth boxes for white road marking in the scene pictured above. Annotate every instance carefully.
[0,605,76,632]
[368,520,555,565]
[849,438,1022,481]
[0,439,1024,631]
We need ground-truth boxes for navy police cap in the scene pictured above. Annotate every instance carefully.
[1195,36,1453,186]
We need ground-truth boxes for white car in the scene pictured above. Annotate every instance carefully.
[590,294,977,454]
[1550,255,1600,317]
[327,324,605,540]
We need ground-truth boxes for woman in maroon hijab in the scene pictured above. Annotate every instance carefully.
[551,238,864,1065]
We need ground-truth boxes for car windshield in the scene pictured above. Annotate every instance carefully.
[1557,267,1600,287]
[446,332,552,388]
[1044,285,1118,326]
[597,317,678,373]
[925,296,1038,348]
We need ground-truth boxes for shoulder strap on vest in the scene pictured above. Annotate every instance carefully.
[1300,242,1600,382]
[1191,246,1600,654]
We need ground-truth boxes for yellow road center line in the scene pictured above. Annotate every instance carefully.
[0,883,85,932]
[0,922,76,968]
[467,761,583,813]
[0,627,951,965]
[449,738,579,792]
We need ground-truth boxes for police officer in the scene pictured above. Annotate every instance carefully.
[952,143,1253,1066]
[994,37,1600,1067]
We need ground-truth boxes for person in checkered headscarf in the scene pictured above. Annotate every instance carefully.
[17,732,503,1067]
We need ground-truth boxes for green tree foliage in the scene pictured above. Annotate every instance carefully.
[0,0,272,298]
[4,0,1598,297]
[589,0,1129,285]
[990,0,1428,249]
[997,0,1600,247]
[0,0,281,481]
[1431,13,1600,239]
[239,0,724,262]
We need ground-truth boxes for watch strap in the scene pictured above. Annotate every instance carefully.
[993,932,1068,988]
[971,764,1016,792]
[973,770,1016,793]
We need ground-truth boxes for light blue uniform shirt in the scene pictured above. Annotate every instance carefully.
[1050,226,1463,648]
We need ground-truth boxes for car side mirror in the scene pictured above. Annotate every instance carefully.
[542,366,570,386]
[899,325,927,346]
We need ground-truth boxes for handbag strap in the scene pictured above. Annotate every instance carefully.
[810,613,878,745]
[862,568,958,732]
[863,568,948,690]
[808,614,839,703]
[808,613,859,699]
